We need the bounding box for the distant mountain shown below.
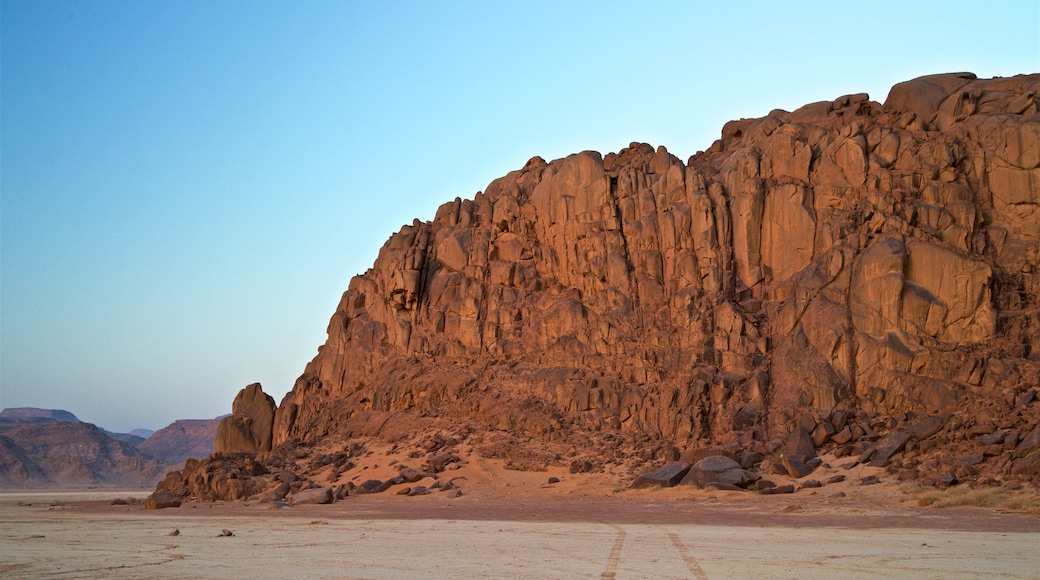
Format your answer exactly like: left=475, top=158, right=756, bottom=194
left=138, top=417, right=223, bottom=466
left=101, top=429, right=148, bottom=447
left=0, top=421, right=168, bottom=488
left=0, top=407, right=154, bottom=447
left=0, top=407, right=81, bottom=424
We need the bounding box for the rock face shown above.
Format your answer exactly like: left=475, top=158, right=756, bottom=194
left=139, top=418, right=222, bottom=465
left=0, top=421, right=168, bottom=488
left=218, top=73, right=1040, bottom=488
left=215, top=384, right=276, bottom=455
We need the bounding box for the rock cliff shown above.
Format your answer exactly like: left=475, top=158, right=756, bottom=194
left=251, top=74, right=1040, bottom=489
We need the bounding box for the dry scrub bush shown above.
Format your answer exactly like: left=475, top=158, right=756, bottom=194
left=901, top=483, right=1040, bottom=513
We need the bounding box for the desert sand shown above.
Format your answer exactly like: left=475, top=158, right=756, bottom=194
left=3, top=471, right=1038, bottom=580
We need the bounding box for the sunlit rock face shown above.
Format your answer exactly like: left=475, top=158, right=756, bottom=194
left=268, top=73, right=1039, bottom=483
left=215, top=383, right=276, bottom=455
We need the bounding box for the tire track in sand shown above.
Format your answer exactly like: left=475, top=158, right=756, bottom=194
left=668, top=532, right=707, bottom=579
left=600, top=525, right=626, bottom=579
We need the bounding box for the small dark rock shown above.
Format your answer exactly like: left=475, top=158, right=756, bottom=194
left=759, top=484, right=795, bottom=495
left=859, top=475, right=881, bottom=486
left=630, top=462, right=690, bottom=489
left=738, top=451, right=765, bottom=469
left=548, top=477, right=561, bottom=484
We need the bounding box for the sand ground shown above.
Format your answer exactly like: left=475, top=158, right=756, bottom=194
left=2, top=485, right=1038, bottom=579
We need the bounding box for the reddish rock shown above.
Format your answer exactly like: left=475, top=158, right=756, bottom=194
left=868, top=431, right=911, bottom=467
left=811, top=422, right=835, bottom=447
left=908, top=415, right=948, bottom=441
left=215, top=384, right=276, bottom=455
left=1011, top=450, right=1040, bottom=477
left=782, top=454, right=816, bottom=478
left=786, top=428, right=816, bottom=460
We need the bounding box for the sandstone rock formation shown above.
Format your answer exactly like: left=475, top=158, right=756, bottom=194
left=183, top=73, right=1040, bottom=498
left=215, top=384, right=276, bottom=454
left=139, top=418, right=222, bottom=465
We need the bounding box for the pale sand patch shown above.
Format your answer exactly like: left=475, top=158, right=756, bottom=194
left=1, top=490, right=1037, bottom=579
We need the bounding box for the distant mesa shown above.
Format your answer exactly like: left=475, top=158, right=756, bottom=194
left=0, top=407, right=81, bottom=424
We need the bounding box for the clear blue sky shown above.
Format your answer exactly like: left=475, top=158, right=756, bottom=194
left=2, top=1, right=1037, bottom=432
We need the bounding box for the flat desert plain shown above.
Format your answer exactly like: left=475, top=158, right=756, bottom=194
left=3, top=469, right=1039, bottom=580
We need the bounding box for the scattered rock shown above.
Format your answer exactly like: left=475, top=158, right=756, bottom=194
left=630, top=462, right=691, bottom=489
left=908, top=415, right=948, bottom=440
left=859, top=475, right=881, bottom=486
left=291, top=487, right=333, bottom=505
left=399, top=467, right=425, bottom=483
left=217, top=529, right=234, bottom=537
left=738, top=451, right=765, bottom=469
left=547, top=477, right=560, bottom=484
left=759, top=484, right=795, bottom=495
left=680, top=456, right=757, bottom=489
left=786, top=428, right=817, bottom=459
left=168, top=528, right=180, bottom=536
left=782, top=454, right=816, bottom=478
left=868, top=431, right=911, bottom=467
left=144, top=489, right=182, bottom=510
